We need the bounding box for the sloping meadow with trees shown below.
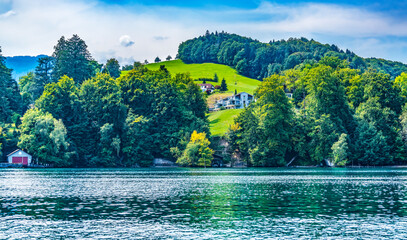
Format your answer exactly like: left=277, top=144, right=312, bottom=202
left=1, top=35, right=209, bottom=167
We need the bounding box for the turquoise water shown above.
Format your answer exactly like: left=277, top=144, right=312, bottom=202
left=1, top=168, right=407, bottom=239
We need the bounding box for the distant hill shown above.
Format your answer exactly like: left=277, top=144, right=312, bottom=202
left=178, top=32, right=407, bottom=80
left=5, top=55, right=48, bottom=80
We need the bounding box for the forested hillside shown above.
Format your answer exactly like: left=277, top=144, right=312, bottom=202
left=0, top=35, right=210, bottom=167
left=228, top=56, right=407, bottom=167
left=178, top=31, right=407, bottom=80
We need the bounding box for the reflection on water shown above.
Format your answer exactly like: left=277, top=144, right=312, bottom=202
left=1, top=168, right=407, bottom=238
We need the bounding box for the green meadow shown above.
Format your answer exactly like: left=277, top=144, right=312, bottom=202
left=145, top=60, right=260, bottom=94
left=208, top=109, right=244, bottom=136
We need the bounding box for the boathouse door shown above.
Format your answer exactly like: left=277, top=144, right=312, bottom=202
left=12, top=157, right=22, bottom=164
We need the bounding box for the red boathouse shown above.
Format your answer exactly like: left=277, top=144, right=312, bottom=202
left=7, top=149, right=32, bottom=165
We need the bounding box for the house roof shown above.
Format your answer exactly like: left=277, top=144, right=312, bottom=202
left=218, top=92, right=253, bottom=102
left=7, top=149, right=30, bottom=157
left=235, top=92, right=253, bottom=97
left=198, top=83, right=214, bottom=88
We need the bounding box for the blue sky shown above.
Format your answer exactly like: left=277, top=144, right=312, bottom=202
left=1, top=0, right=407, bottom=65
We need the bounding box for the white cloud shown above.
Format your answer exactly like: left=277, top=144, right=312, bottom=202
left=0, top=10, right=15, bottom=18
left=1, top=0, right=407, bottom=64
left=119, top=35, right=135, bottom=47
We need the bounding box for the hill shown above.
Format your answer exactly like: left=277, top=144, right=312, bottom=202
left=5, top=55, right=47, bottom=80
left=144, top=59, right=260, bottom=94
left=141, top=60, right=260, bottom=137
left=178, top=32, right=407, bottom=80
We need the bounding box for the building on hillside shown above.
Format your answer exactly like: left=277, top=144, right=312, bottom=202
left=214, top=92, right=254, bottom=110
left=198, top=83, right=215, bottom=93
left=7, top=149, right=32, bottom=165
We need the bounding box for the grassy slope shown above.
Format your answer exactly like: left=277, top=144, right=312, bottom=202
left=144, top=59, right=260, bottom=94
left=208, top=109, right=244, bottom=136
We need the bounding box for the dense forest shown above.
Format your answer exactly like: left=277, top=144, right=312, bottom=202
left=178, top=31, right=407, bottom=80
left=227, top=56, right=407, bottom=166
left=0, top=35, right=209, bottom=167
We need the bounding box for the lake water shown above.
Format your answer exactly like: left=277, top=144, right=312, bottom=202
left=1, top=168, right=407, bottom=239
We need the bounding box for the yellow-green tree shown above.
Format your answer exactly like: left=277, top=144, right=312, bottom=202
left=176, top=131, right=214, bottom=167
left=395, top=72, right=407, bottom=100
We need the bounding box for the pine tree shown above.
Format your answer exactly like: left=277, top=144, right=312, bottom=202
left=52, top=34, right=93, bottom=84
left=105, top=58, right=120, bottom=79
left=213, top=73, right=219, bottom=82
left=220, top=78, right=227, bottom=91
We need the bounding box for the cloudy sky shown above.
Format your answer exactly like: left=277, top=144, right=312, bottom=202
left=1, top=0, right=407, bottom=65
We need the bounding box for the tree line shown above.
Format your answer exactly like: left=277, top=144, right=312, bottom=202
left=227, top=56, right=407, bottom=166
left=0, top=35, right=210, bottom=167
left=178, top=31, right=407, bottom=80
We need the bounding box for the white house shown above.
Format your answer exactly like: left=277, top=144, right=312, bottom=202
left=214, top=92, right=254, bottom=110
left=198, top=83, right=215, bottom=93
left=7, top=149, right=32, bottom=165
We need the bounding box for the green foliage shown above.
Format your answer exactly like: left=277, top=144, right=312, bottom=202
left=352, top=98, right=403, bottom=165
left=36, top=76, right=80, bottom=128
left=176, top=131, right=214, bottom=167
left=117, top=67, right=209, bottom=166
left=104, top=58, right=121, bottom=79
left=213, top=73, right=219, bottom=82
left=228, top=75, right=294, bottom=166
left=19, top=57, right=55, bottom=106
left=395, top=72, right=407, bottom=100
left=362, top=69, right=402, bottom=114
left=220, top=78, right=228, bottom=91
left=0, top=47, right=23, bottom=123
left=178, top=31, right=407, bottom=80
left=331, top=133, right=348, bottom=166
left=154, top=57, right=161, bottom=63
left=226, top=56, right=407, bottom=166
left=307, top=114, right=340, bottom=164
left=18, top=109, right=72, bottom=166
left=52, top=34, right=94, bottom=84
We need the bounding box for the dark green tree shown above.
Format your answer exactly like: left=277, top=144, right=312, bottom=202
left=30, top=56, right=54, bottom=101
left=104, top=58, right=121, bottom=79
left=52, top=34, right=93, bottom=84
left=0, top=47, right=22, bottom=122
left=154, top=57, right=161, bottom=63
left=230, top=75, right=294, bottom=166
left=213, top=73, right=219, bottom=82
left=220, top=78, right=228, bottom=91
